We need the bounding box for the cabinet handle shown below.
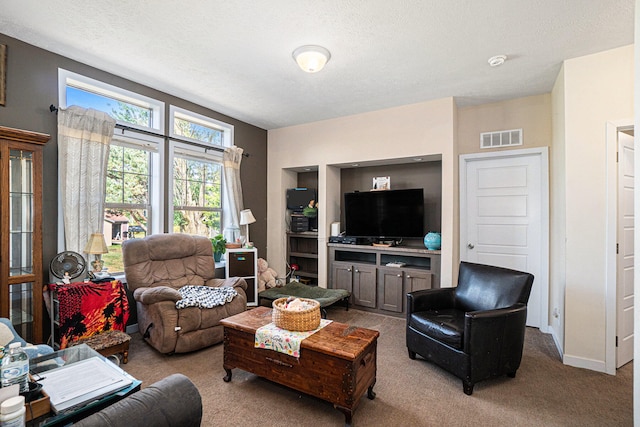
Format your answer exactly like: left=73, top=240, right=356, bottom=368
left=407, top=275, right=411, bottom=279
left=355, top=269, right=360, bottom=273
left=397, top=274, right=402, bottom=277
left=347, top=268, right=352, bottom=272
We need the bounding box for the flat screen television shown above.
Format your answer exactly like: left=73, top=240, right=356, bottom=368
left=344, top=188, right=424, bottom=239
left=286, top=188, right=316, bottom=212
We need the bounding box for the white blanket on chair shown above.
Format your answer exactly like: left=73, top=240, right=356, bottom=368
left=176, top=286, right=238, bottom=309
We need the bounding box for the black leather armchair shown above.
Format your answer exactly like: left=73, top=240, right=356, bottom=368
left=406, top=261, right=534, bottom=395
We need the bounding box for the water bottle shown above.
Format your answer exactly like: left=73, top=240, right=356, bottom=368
left=1, top=343, right=29, bottom=393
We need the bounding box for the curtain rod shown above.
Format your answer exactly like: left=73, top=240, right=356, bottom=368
left=49, top=104, right=249, bottom=157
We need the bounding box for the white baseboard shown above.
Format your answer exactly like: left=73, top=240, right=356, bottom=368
left=562, top=354, right=607, bottom=373
left=547, top=324, right=563, bottom=357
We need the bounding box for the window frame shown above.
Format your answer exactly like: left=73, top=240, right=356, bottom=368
left=56, top=71, right=237, bottom=261
left=169, top=105, right=233, bottom=148
left=168, top=140, right=225, bottom=238
left=105, top=131, right=165, bottom=235
left=58, top=68, right=165, bottom=132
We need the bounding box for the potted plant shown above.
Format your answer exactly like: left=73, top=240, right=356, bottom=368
left=302, top=200, right=318, bottom=218
left=211, top=234, right=227, bottom=262
left=303, top=200, right=318, bottom=231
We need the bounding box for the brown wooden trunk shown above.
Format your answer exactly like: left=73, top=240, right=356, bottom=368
left=221, top=307, right=378, bottom=426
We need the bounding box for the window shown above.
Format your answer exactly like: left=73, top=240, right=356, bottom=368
left=59, top=69, right=164, bottom=132
left=58, top=71, right=235, bottom=274
left=103, top=134, right=163, bottom=274
left=168, top=106, right=232, bottom=240
left=170, top=143, right=223, bottom=239
left=169, top=106, right=233, bottom=147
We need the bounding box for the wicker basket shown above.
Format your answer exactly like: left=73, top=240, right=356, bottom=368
left=272, top=297, right=321, bottom=331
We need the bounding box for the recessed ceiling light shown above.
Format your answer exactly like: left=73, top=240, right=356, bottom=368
left=488, top=54, right=507, bottom=67
left=352, top=163, right=359, bottom=167
left=413, top=158, right=423, bottom=162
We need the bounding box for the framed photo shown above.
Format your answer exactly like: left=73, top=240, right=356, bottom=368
left=372, top=176, right=390, bottom=191
left=0, top=44, right=5, bottom=106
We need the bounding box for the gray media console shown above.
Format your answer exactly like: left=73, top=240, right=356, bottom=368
left=328, top=243, right=441, bottom=317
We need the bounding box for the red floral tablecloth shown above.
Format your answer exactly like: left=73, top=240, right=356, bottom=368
left=48, top=280, right=129, bottom=349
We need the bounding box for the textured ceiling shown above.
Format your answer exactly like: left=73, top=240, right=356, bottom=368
left=0, top=1, right=634, bottom=130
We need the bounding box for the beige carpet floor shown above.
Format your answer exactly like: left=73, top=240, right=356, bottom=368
left=120, top=307, right=632, bottom=426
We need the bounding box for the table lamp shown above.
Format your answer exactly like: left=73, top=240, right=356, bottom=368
left=84, top=233, right=108, bottom=273
left=239, top=209, right=256, bottom=248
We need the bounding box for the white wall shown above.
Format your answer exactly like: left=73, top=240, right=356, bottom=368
left=633, top=2, right=639, bottom=422
left=550, top=64, right=566, bottom=354
left=558, top=45, right=634, bottom=370
left=266, top=43, right=635, bottom=379
left=267, top=97, right=457, bottom=288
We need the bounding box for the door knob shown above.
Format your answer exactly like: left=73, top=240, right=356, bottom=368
left=467, top=243, right=475, bottom=249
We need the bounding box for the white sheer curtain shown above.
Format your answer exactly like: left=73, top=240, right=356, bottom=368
left=58, top=106, right=115, bottom=253
left=223, top=145, right=244, bottom=243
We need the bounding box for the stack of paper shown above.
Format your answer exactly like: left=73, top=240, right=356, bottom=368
left=38, top=356, right=133, bottom=414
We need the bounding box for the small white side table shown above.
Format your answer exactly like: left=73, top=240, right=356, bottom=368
left=225, top=248, right=258, bottom=306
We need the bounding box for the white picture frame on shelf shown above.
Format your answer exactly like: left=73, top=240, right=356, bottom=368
left=372, top=176, right=390, bottom=191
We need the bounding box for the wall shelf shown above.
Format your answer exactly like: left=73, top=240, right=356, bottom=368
left=287, top=232, right=318, bottom=285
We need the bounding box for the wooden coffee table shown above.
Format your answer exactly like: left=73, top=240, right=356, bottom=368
left=221, top=307, right=379, bottom=426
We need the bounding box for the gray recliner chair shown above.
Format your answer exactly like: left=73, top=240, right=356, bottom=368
left=75, top=373, right=202, bottom=427
left=123, top=233, right=247, bottom=354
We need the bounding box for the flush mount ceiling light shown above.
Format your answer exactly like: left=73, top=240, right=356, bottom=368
left=488, top=54, right=507, bottom=67
left=293, top=45, right=331, bottom=73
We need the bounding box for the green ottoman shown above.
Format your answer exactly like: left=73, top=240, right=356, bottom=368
left=258, top=281, right=350, bottom=318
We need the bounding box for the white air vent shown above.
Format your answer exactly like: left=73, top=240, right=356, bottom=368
left=480, top=129, right=522, bottom=149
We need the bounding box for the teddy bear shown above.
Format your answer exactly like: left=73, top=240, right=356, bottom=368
left=257, top=257, right=279, bottom=291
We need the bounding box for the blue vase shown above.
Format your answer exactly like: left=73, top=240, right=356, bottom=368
left=424, top=232, right=441, bottom=250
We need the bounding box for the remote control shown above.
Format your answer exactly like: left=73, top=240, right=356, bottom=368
left=385, top=262, right=406, bottom=267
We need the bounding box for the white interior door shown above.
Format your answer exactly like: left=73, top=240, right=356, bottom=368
left=616, top=130, right=634, bottom=368
left=460, top=149, right=548, bottom=328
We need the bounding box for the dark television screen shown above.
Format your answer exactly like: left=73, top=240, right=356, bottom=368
left=344, top=189, right=424, bottom=239
left=287, top=188, right=316, bottom=211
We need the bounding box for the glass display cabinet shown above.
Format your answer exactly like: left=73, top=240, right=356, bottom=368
left=0, top=126, right=50, bottom=343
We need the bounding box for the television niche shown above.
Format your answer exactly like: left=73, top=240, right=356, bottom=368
left=344, top=188, right=424, bottom=243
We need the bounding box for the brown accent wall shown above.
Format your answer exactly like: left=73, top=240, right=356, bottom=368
left=0, top=33, right=267, bottom=283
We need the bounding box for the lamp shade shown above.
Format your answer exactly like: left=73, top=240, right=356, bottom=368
left=292, top=45, right=331, bottom=73
left=83, top=233, right=108, bottom=254
left=239, top=209, right=256, bottom=226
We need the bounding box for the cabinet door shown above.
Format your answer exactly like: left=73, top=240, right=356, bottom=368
left=227, top=251, right=255, bottom=276
left=405, top=269, right=433, bottom=293
left=332, top=262, right=353, bottom=302
left=377, top=268, right=404, bottom=313
left=0, top=128, right=49, bottom=343
left=353, top=265, right=376, bottom=308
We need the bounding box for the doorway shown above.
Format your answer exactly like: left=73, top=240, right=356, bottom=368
left=605, top=120, right=634, bottom=373
left=460, top=147, right=549, bottom=330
